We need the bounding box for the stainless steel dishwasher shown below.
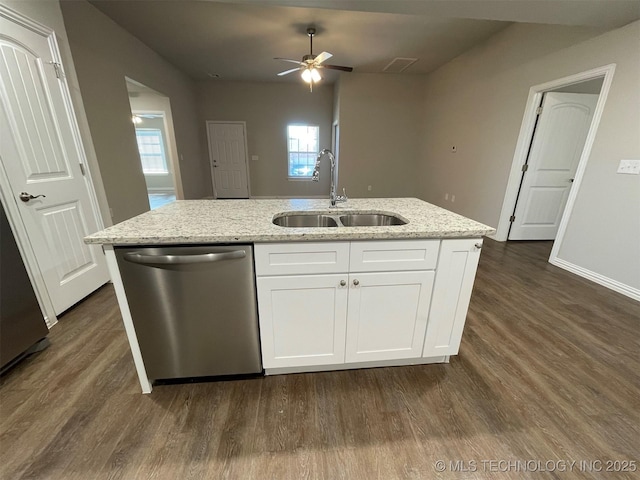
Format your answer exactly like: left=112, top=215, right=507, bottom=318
left=115, top=244, right=262, bottom=381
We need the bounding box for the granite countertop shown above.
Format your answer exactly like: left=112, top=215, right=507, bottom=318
left=84, top=198, right=495, bottom=245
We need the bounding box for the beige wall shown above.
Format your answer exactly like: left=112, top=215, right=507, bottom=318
left=556, top=23, right=640, bottom=291
left=1, top=0, right=112, bottom=226
left=336, top=74, right=425, bottom=198
left=196, top=81, right=333, bottom=197
left=417, top=22, right=639, bottom=292
left=417, top=23, right=605, bottom=225
left=59, top=0, right=207, bottom=223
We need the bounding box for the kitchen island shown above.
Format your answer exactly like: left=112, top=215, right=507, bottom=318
left=86, top=198, right=494, bottom=393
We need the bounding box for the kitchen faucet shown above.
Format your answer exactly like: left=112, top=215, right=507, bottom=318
left=312, top=149, right=347, bottom=207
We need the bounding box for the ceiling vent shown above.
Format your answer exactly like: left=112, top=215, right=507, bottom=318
left=383, top=57, right=418, bottom=73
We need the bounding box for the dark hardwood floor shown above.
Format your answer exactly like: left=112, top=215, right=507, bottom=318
left=1, top=240, right=638, bottom=479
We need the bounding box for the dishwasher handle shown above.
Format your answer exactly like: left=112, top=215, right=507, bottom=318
left=124, top=249, right=246, bottom=265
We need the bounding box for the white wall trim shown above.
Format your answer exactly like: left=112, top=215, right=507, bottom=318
left=0, top=4, right=51, bottom=35
left=205, top=120, right=252, bottom=199
left=495, top=64, right=617, bottom=242
left=550, top=257, right=640, bottom=302
left=127, top=79, right=185, bottom=200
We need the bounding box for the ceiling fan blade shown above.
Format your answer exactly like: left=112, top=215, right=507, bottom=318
left=313, top=51, right=333, bottom=65
left=321, top=64, right=354, bottom=72
left=277, top=67, right=301, bottom=76
left=274, top=57, right=304, bottom=65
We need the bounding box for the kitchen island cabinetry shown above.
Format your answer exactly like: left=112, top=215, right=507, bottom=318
left=86, top=198, right=494, bottom=392
left=255, top=238, right=480, bottom=374
left=256, top=273, right=348, bottom=369
left=423, top=238, right=483, bottom=357
left=344, top=270, right=434, bottom=363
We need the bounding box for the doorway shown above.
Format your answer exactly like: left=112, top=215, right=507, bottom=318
left=206, top=121, right=251, bottom=199
left=495, top=65, right=615, bottom=255
left=126, top=79, right=183, bottom=209
left=0, top=6, right=109, bottom=323
left=508, top=79, right=603, bottom=240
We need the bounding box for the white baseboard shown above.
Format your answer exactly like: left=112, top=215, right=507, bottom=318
left=485, top=231, right=502, bottom=241
left=45, top=316, right=57, bottom=329
left=550, top=257, right=640, bottom=301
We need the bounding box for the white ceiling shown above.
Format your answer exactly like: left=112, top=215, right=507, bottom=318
left=86, top=0, right=638, bottom=82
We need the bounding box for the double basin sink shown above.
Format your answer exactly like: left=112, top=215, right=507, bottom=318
left=273, top=212, right=407, bottom=228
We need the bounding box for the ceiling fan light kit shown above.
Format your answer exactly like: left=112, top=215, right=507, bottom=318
left=275, top=26, right=354, bottom=92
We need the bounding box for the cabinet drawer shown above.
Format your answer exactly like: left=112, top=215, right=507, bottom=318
left=349, top=240, right=439, bottom=272
left=255, top=242, right=350, bottom=276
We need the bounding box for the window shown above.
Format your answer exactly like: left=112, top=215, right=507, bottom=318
left=135, top=128, right=168, bottom=174
left=287, top=125, right=319, bottom=178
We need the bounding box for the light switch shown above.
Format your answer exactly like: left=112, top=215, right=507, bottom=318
left=251, top=155, right=259, bottom=161
left=617, top=159, right=640, bottom=175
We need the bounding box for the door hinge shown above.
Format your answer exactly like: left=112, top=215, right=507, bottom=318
left=79, top=163, right=86, bottom=176
left=536, top=106, right=543, bottom=115
left=48, top=61, right=64, bottom=79
left=509, top=215, right=516, bottom=222
left=521, top=164, right=529, bottom=172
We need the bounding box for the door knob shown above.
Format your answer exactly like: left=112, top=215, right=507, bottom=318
left=353, top=279, right=360, bottom=286
left=339, top=280, right=346, bottom=287
left=19, top=192, right=46, bottom=202
left=569, top=178, right=574, bottom=183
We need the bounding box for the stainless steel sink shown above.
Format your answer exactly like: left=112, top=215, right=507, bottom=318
left=273, top=214, right=339, bottom=227
left=339, top=213, right=407, bottom=226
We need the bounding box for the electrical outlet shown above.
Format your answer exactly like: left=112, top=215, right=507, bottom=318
left=251, top=155, right=259, bottom=161
left=445, top=193, right=449, bottom=201
left=617, top=159, right=640, bottom=175
left=451, top=145, right=457, bottom=153
left=451, top=194, right=456, bottom=203
left=367, top=185, right=372, bottom=191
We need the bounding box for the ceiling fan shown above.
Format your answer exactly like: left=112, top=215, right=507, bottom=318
left=275, top=27, right=353, bottom=91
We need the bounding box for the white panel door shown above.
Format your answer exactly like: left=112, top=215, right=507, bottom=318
left=509, top=92, right=598, bottom=240
left=0, top=13, right=109, bottom=314
left=206, top=122, right=249, bottom=198
left=345, top=271, right=434, bottom=363
left=423, top=239, right=481, bottom=357
left=256, top=274, right=348, bottom=369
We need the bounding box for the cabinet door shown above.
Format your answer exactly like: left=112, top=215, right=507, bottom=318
left=345, top=271, right=435, bottom=363
left=256, top=274, right=348, bottom=368
left=423, top=239, right=482, bottom=357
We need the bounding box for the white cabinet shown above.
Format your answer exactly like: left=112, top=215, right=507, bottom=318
left=255, top=238, right=482, bottom=374
left=256, top=274, right=348, bottom=368
left=422, top=239, right=482, bottom=357
left=349, top=240, right=439, bottom=272
left=345, top=271, right=435, bottom=363
left=254, top=241, right=349, bottom=276
left=256, top=240, right=437, bottom=369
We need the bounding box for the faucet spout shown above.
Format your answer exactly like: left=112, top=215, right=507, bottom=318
left=313, top=149, right=347, bottom=207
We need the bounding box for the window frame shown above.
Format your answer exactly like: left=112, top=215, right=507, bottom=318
left=286, top=124, right=320, bottom=180
left=135, top=127, right=169, bottom=175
